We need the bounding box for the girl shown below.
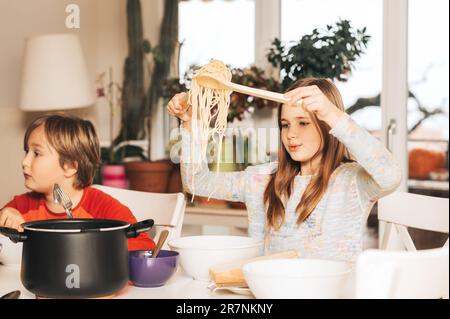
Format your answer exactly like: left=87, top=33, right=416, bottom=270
left=167, top=77, right=401, bottom=263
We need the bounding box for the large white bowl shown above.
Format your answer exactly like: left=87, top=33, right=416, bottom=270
left=243, top=258, right=352, bottom=299
left=168, top=235, right=263, bottom=281
left=0, top=237, right=22, bottom=265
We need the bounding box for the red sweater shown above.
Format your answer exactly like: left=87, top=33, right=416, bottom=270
left=2, top=187, right=155, bottom=251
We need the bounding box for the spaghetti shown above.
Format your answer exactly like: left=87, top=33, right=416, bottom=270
left=188, top=60, right=232, bottom=200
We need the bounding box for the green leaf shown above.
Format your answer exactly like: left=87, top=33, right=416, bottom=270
left=143, top=39, right=152, bottom=54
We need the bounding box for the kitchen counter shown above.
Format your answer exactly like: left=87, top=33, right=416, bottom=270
left=0, top=264, right=251, bottom=299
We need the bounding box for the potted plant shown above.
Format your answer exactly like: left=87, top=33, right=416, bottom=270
left=267, top=19, right=371, bottom=89
left=94, top=67, right=146, bottom=188
left=112, top=0, right=179, bottom=193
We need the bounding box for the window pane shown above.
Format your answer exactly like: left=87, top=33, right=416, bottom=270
left=407, top=0, right=449, bottom=196
left=281, top=0, right=383, bottom=131
left=179, top=0, right=255, bottom=77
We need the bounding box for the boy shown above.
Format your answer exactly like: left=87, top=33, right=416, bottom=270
left=0, top=113, right=155, bottom=251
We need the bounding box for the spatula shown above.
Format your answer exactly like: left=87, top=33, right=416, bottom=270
left=194, top=73, right=290, bottom=104
left=152, top=230, right=169, bottom=258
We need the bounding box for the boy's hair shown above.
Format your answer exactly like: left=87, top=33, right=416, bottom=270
left=24, top=113, right=100, bottom=189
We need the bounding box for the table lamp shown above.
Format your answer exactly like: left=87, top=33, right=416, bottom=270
left=19, top=33, right=94, bottom=111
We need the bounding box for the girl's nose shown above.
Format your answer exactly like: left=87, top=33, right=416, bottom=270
left=287, top=127, right=300, bottom=139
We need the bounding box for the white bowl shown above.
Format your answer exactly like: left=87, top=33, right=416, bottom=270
left=168, top=235, right=263, bottom=281
left=243, top=258, right=352, bottom=299
left=0, top=237, right=22, bottom=265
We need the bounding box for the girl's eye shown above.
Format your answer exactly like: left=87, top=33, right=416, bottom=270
left=34, top=151, right=40, bottom=157
left=281, top=123, right=289, bottom=129
left=299, top=121, right=310, bottom=127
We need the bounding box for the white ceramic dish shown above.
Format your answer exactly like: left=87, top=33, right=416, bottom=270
left=243, top=258, right=352, bottom=299
left=0, top=237, right=22, bottom=265
left=168, top=235, right=263, bottom=281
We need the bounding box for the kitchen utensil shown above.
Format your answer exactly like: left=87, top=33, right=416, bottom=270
left=194, top=73, right=290, bottom=104
left=0, top=218, right=154, bottom=298
left=243, top=259, right=351, bottom=299
left=168, top=235, right=263, bottom=281
left=153, top=230, right=169, bottom=258
left=0, top=290, right=21, bottom=299
left=53, top=184, right=73, bottom=218
left=129, top=250, right=179, bottom=287
left=210, top=250, right=299, bottom=287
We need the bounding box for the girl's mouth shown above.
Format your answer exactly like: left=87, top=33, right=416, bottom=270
left=288, top=145, right=302, bottom=152
left=23, top=173, right=32, bottom=179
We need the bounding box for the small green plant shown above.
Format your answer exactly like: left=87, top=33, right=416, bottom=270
left=267, top=19, right=371, bottom=90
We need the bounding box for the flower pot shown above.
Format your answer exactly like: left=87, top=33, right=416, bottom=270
left=125, top=160, right=174, bottom=193
left=167, top=164, right=183, bottom=193
left=228, top=202, right=247, bottom=210
left=186, top=193, right=227, bottom=207
left=101, top=165, right=128, bottom=189
left=195, top=196, right=228, bottom=206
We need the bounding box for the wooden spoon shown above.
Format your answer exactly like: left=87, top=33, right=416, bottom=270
left=153, top=230, right=169, bottom=258
left=0, top=290, right=21, bottom=299
left=194, top=73, right=290, bottom=104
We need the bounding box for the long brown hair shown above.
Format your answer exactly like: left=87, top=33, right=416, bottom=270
left=263, top=78, right=351, bottom=230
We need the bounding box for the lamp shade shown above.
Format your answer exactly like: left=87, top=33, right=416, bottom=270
left=19, top=33, right=94, bottom=111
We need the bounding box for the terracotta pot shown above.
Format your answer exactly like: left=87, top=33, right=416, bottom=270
left=195, top=197, right=228, bottom=206
left=186, top=193, right=227, bottom=206
left=125, top=160, right=174, bottom=193
left=227, top=201, right=247, bottom=210
left=167, top=164, right=183, bottom=193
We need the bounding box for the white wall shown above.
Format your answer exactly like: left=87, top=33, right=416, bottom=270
left=0, top=0, right=165, bottom=205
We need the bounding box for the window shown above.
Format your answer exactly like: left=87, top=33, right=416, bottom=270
left=179, top=0, right=255, bottom=78
left=407, top=0, right=449, bottom=193
left=281, top=0, right=383, bottom=132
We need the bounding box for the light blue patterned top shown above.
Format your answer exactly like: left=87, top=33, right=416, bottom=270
left=180, top=113, right=402, bottom=263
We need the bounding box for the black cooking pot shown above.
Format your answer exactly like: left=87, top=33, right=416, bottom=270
left=0, top=218, right=153, bottom=298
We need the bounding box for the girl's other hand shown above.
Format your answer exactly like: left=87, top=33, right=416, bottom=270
left=166, top=92, right=192, bottom=123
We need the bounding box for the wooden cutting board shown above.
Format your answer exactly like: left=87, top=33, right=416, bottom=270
left=209, top=250, right=299, bottom=287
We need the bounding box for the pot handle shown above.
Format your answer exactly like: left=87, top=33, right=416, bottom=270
left=0, top=227, right=27, bottom=243
left=126, top=219, right=154, bottom=238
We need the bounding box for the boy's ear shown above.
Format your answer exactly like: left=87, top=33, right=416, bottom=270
left=63, top=161, right=78, bottom=178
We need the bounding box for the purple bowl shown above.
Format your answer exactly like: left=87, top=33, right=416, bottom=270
left=129, top=250, right=179, bottom=287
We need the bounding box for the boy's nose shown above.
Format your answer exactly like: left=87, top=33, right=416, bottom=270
left=22, top=154, right=30, bottom=169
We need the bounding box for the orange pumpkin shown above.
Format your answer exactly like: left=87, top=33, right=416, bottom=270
left=409, top=148, right=446, bottom=179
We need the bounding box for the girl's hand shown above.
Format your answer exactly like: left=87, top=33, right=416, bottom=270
left=166, top=92, right=192, bottom=123
left=0, top=208, right=25, bottom=232
left=284, top=85, right=345, bottom=128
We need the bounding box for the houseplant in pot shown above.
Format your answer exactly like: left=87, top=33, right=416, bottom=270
left=115, top=0, right=179, bottom=193
left=267, top=19, right=371, bottom=90
left=95, top=67, right=146, bottom=189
